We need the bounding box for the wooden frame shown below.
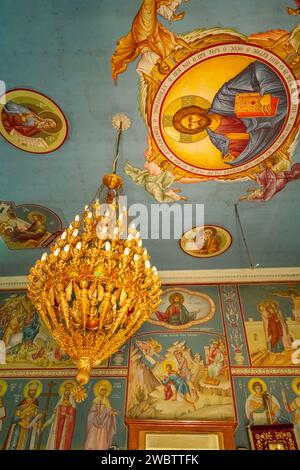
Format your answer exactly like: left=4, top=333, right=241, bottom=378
left=126, top=420, right=237, bottom=450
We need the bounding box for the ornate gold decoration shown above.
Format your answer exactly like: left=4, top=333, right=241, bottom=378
left=27, top=114, right=161, bottom=401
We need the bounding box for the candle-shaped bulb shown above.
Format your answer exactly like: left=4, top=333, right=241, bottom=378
left=138, top=239, right=142, bottom=247
left=128, top=234, right=133, bottom=241
left=41, top=253, right=47, bottom=261
left=84, top=205, right=89, bottom=211
left=54, top=248, right=60, bottom=256
left=87, top=211, right=93, bottom=219
left=64, top=244, right=70, bottom=253
left=105, top=241, right=111, bottom=251
left=124, top=248, right=130, bottom=256
left=72, top=229, right=79, bottom=237
left=61, top=231, right=67, bottom=240
left=75, top=214, right=80, bottom=222
left=75, top=242, right=82, bottom=250
left=134, top=254, right=139, bottom=262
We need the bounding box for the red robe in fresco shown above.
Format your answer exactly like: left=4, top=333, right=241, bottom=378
left=45, top=398, right=76, bottom=450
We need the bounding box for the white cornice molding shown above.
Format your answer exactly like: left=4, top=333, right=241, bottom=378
left=0, top=267, right=300, bottom=289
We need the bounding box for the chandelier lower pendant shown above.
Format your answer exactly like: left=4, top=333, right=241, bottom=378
left=27, top=114, right=161, bottom=402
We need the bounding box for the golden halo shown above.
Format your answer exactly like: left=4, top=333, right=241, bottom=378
left=37, top=111, right=63, bottom=134
left=257, top=299, right=279, bottom=313
left=199, top=225, right=217, bottom=237
left=93, top=380, right=112, bottom=397
left=291, top=377, right=300, bottom=396
left=162, top=95, right=210, bottom=143
left=59, top=380, right=76, bottom=397
left=27, top=211, right=46, bottom=224
left=24, top=380, right=43, bottom=398
left=248, top=378, right=267, bottom=396
left=169, top=292, right=184, bottom=304
left=0, top=380, right=8, bottom=397
left=162, top=360, right=176, bottom=373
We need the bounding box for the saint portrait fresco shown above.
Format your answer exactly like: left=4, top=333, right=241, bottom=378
left=0, top=378, right=127, bottom=450
left=3, top=380, right=44, bottom=450
left=113, top=0, right=300, bottom=202
left=245, top=378, right=281, bottom=425
left=149, top=287, right=215, bottom=329
left=180, top=225, right=232, bottom=258
left=0, top=201, right=63, bottom=250
left=0, top=89, right=68, bottom=153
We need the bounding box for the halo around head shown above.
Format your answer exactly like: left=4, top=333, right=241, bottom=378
left=94, top=380, right=112, bottom=397
left=162, top=360, right=176, bottom=373
left=162, top=95, right=210, bottom=143
left=24, top=380, right=43, bottom=398
left=292, top=377, right=300, bottom=396
left=169, top=292, right=184, bottom=304
left=27, top=211, right=46, bottom=224
left=257, top=299, right=279, bottom=313
left=202, top=226, right=217, bottom=237
left=248, top=378, right=267, bottom=395
left=37, top=111, right=63, bottom=133
left=0, top=380, right=8, bottom=397
left=59, top=380, right=76, bottom=397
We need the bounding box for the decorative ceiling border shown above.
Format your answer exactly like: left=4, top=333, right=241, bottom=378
left=1, top=268, right=300, bottom=289
left=0, top=368, right=128, bottom=379
left=231, top=367, right=300, bottom=376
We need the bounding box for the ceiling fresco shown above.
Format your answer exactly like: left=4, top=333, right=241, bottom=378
left=1, top=0, right=300, bottom=275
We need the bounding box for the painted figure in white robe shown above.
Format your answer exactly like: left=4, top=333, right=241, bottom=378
left=84, top=380, right=117, bottom=450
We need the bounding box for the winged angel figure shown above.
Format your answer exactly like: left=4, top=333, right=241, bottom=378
left=287, top=0, right=300, bottom=15
left=111, top=0, right=191, bottom=82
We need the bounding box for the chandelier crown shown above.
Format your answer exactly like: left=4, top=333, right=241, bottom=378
left=28, top=114, right=161, bottom=400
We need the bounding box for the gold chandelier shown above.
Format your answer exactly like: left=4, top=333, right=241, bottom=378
left=27, top=114, right=161, bottom=401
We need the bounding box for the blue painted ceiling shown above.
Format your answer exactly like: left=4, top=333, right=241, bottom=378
left=1, top=0, right=300, bottom=275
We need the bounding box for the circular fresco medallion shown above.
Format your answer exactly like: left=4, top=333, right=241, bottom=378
left=0, top=89, right=68, bottom=153
left=180, top=225, right=232, bottom=258
left=151, top=43, right=298, bottom=177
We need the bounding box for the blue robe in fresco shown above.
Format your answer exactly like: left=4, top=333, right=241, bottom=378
left=207, top=60, right=288, bottom=165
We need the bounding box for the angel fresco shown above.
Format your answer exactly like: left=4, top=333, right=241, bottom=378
left=239, top=157, right=300, bottom=202
left=111, top=0, right=191, bottom=82
left=112, top=2, right=300, bottom=202
left=125, top=161, right=187, bottom=202
left=287, top=1, right=300, bottom=15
